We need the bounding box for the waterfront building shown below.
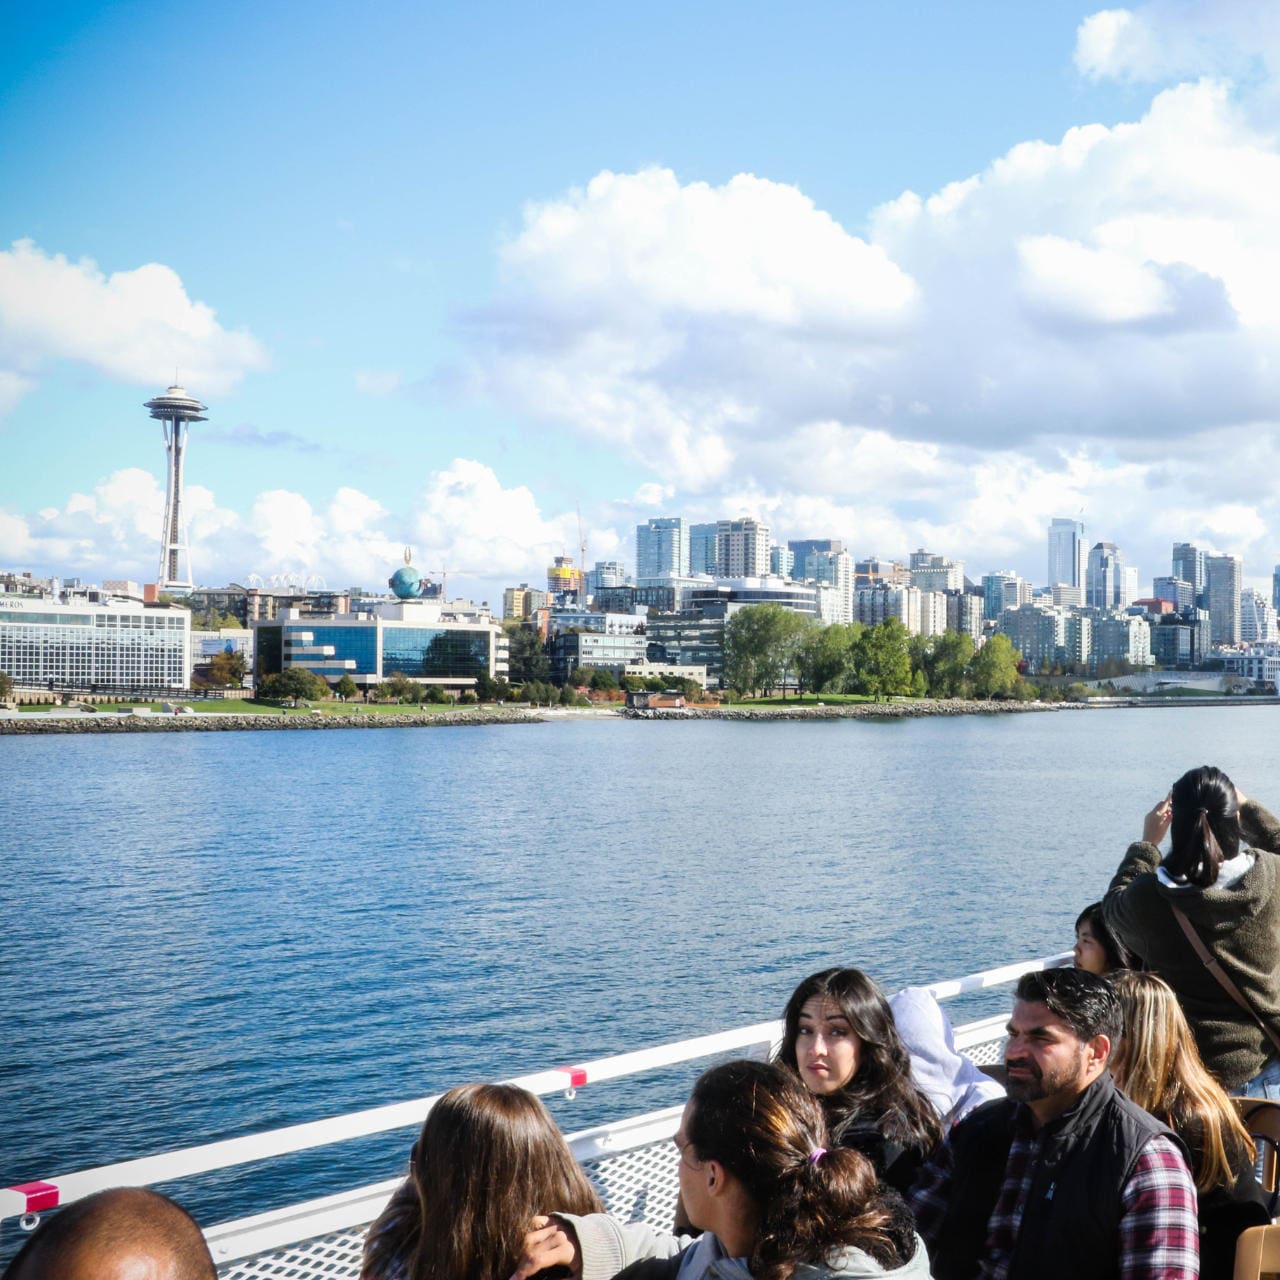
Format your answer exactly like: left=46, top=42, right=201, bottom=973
left=550, top=630, right=648, bottom=684
left=1085, top=542, right=1130, bottom=610
left=910, top=550, right=964, bottom=594
left=1205, top=552, right=1243, bottom=646
left=770, top=545, right=795, bottom=578
left=502, top=584, right=549, bottom=621
left=1172, top=543, right=1206, bottom=607
left=0, top=595, right=190, bottom=691
left=1240, top=589, right=1279, bottom=644
left=715, top=519, right=770, bottom=577
left=689, top=522, right=718, bottom=575
left=1152, top=576, right=1194, bottom=611
left=645, top=610, right=727, bottom=685
left=1220, top=642, right=1280, bottom=690
left=1149, top=609, right=1211, bottom=669
left=946, top=590, right=983, bottom=640
left=253, top=599, right=507, bottom=693
left=623, top=659, right=708, bottom=689
left=1047, top=519, right=1086, bottom=595
left=145, top=384, right=207, bottom=592
left=191, top=628, right=253, bottom=686
left=635, top=518, right=689, bottom=579
left=1092, top=612, right=1152, bottom=669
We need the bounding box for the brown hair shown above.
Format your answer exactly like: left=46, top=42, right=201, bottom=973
left=687, top=1059, right=917, bottom=1280
left=361, top=1084, right=601, bottom=1280
left=1110, top=971, right=1255, bottom=1194
left=777, top=968, right=943, bottom=1154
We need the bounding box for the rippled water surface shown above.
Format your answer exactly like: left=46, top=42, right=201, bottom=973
left=4, top=706, right=1280, bottom=1249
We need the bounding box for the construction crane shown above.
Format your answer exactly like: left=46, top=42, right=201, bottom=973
left=576, top=505, right=587, bottom=579
left=421, top=568, right=482, bottom=601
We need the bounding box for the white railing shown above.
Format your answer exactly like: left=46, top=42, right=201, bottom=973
left=2, top=950, right=1070, bottom=1273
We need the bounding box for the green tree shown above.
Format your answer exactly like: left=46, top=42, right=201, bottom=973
left=913, top=631, right=975, bottom=698
left=378, top=672, right=423, bottom=702
left=588, top=668, right=619, bottom=692
left=505, top=624, right=552, bottom=682
left=723, top=604, right=811, bottom=697
left=424, top=684, right=448, bottom=704
left=258, top=669, right=330, bottom=703
left=557, top=683, right=574, bottom=705
left=0, top=670, right=12, bottom=701
left=971, top=633, right=1024, bottom=698
left=206, top=649, right=248, bottom=688
left=334, top=674, right=359, bottom=701
left=796, top=623, right=860, bottom=693
left=847, top=619, right=913, bottom=699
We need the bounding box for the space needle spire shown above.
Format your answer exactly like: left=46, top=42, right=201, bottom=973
left=144, top=384, right=207, bottom=591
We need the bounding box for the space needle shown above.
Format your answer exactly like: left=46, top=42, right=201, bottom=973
left=145, top=384, right=207, bottom=592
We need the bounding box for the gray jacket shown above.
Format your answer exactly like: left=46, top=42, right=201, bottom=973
left=557, top=1213, right=932, bottom=1280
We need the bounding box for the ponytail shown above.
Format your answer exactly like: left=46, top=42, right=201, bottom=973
left=1164, top=767, right=1238, bottom=888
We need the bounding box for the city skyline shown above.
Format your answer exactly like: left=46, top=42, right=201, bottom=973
left=4, top=3, right=1280, bottom=608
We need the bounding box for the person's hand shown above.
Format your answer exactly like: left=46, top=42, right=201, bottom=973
left=510, top=1216, right=581, bottom=1280
left=1143, top=795, right=1172, bottom=846
left=1236, top=784, right=1249, bottom=807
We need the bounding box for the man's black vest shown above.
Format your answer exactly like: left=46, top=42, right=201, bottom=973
left=930, top=1074, right=1182, bottom=1280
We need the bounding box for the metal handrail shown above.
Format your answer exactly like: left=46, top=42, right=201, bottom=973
left=1, top=949, right=1068, bottom=1229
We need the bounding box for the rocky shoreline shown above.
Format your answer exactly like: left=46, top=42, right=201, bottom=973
left=0, top=707, right=548, bottom=734
left=624, top=698, right=1078, bottom=721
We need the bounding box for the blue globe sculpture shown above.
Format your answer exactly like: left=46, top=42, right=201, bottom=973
left=389, top=565, right=423, bottom=599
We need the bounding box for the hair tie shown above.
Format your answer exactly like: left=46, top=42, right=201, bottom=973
left=807, top=1147, right=827, bottom=1166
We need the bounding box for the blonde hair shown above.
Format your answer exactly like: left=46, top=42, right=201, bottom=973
left=1111, top=971, right=1255, bottom=1194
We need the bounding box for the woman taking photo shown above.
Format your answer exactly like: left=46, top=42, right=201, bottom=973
left=361, top=1083, right=601, bottom=1280
left=776, top=969, right=943, bottom=1190
left=1102, top=765, right=1280, bottom=1094
left=513, top=1058, right=928, bottom=1280
left=1110, top=971, right=1269, bottom=1280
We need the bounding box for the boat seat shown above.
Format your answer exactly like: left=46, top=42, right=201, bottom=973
left=1234, top=1098, right=1280, bottom=1216
left=1233, top=1223, right=1280, bottom=1279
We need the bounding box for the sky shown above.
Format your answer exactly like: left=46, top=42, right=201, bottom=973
left=3, top=0, right=1280, bottom=608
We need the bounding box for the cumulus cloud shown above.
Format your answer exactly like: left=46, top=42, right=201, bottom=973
left=0, top=239, right=268, bottom=413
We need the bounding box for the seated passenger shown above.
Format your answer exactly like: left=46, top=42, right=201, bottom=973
left=512, top=1058, right=929, bottom=1279
left=909, top=967, right=1200, bottom=1280
left=1, top=1187, right=216, bottom=1280
left=776, top=968, right=944, bottom=1190
left=889, top=986, right=1005, bottom=1127
left=1111, top=971, right=1269, bottom=1280
left=361, top=1083, right=601, bottom=1280
left=1072, top=901, right=1135, bottom=975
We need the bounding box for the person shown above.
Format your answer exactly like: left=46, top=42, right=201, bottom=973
left=511, top=1058, right=929, bottom=1280
left=888, top=986, right=1006, bottom=1128
left=0, top=1187, right=216, bottom=1280
left=775, top=968, right=944, bottom=1191
left=1110, top=970, right=1269, bottom=1280
left=361, top=1083, right=601, bottom=1280
left=908, top=967, right=1200, bottom=1280
left=1102, top=766, right=1280, bottom=1095
left=1072, top=901, right=1134, bottom=975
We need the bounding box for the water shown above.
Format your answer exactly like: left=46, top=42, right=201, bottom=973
left=4, top=705, right=1280, bottom=1251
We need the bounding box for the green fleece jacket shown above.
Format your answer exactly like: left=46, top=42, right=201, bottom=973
left=1103, top=799, right=1280, bottom=1091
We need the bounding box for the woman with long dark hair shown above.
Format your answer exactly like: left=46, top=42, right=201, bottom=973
left=1072, top=901, right=1134, bottom=975
left=1110, top=971, right=1268, bottom=1280
left=361, top=1083, right=601, bottom=1280
left=775, top=969, right=943, bottom=1190
left=513, top=1058, right=928, bottom=1280
left=1103, top=766, right=1280, bottom=1095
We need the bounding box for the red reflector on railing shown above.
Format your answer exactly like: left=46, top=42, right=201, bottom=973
left=557, top=1065, right=588, bottom=1087
left=14, top=1183, right=59, bottom=1212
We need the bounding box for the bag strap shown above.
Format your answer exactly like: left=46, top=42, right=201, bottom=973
left=1170, top=903, right=1280, bottom=1058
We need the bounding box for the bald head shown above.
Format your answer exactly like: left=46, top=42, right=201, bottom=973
left=2, top=1188, right=216, bottom=1280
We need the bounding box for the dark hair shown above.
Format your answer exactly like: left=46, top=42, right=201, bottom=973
left=1015, top=967, right=1121, bottom=1044
left=687, top=1060, right=916, bottom=1280
left=2, top=1188, right=215, bottom=1280
left=776, top=968, right=943, bottom=1153
left=360, top=1084, right=601, bottom=1280
left=1074, top=902, right=1135, bottom=972
left=1164, top=765, right=1240, bottom=888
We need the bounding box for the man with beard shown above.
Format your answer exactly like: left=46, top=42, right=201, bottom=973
left=907, top=967, right=1199, bottom=1279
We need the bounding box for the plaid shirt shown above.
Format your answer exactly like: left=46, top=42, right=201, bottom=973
left=909, top=1107, right=1199, bottom=1280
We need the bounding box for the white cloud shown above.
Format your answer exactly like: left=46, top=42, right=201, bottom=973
left=354, top=369, right=403, bottom=396
left=0, top=239, right=269, bottom=413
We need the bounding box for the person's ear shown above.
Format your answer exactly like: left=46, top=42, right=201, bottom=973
left=1087, top=1033, right=1111, bottom=1072
left=705, top=1159, right=727, bottom=1198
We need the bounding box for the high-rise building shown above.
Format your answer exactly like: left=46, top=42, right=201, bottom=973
left=910, top=550, right=964, bottom=593
left=1172, top=543, right=1206, bottom=606
left=689, top=522, right=718, bottom=575
left=801, top=547, right=853, bottom=624
left=1048, top=519, right=1086, bottom=593
left=1273, top=564, right=1280, bottom=613
left=145, top=385, right=208, bottom=592
left=790, top=538, right=844, bottom=569
left=1086, top=543, right=1127, bottom=610
left=546, top=555, right=586, bottom=599
left=635, top=518, right=689, bottom=579
left=585, top=561, right=628, bottom=594
left=770, top=545, right=795, bottom=578
left=1205, top=552, right=1243, bottom=646
left=1152, top=576, right=1194, bottom=611
left=981, top=571, right=1029, bottom=621
left=1241, top=588, right=1279, bottom=644
left=946, top=590, right=983, bottom=640
left=716, top=518, right=770, bottom=578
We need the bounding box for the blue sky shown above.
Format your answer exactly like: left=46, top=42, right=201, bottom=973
left=3, top=0, right=1279, bottom=606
